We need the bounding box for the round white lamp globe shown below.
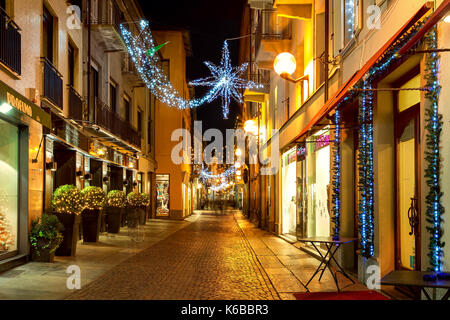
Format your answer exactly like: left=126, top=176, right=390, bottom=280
left=274, top=52, right=297, bottom=76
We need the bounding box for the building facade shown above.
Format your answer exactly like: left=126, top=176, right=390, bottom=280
left=153, top=29, right=193, bottom=220
left=0, top=0, right=160, bottom=271
left=242, top=0, right=450, bottom=298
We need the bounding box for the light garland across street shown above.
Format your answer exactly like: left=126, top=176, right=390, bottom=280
left=121, top=20, right=262, bottom=118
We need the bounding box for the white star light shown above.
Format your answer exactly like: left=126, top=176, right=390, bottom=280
left=189, top=41, right=263, bottom=119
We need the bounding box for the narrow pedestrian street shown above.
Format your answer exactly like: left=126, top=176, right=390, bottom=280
left=67, top=211, right=279, bottom=300
left=1, top=210, right=369, bottom=300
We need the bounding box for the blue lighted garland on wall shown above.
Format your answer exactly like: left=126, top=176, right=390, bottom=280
left=354, top=21, right=425, bottom=258
left=423, top=27, right=444, bottom=272
left=357, top=80, right=375, bottom=258
left=329, top=19, right=427, bottom=257
left=331, top=109, right=342, bottom=240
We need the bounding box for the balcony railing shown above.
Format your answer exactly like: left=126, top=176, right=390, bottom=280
left=248, top=68, right=270, bottom=86
left=91, top=0, right=123, bottom=34
left=0, top=7, right=21, bottom=75
left=255, top=9, right=292, bottom=55
left=92, top=98, right=141, bottom=148
left=42, top=57, right=63, bottom=109
left=68, top=85, right=84, bottom=121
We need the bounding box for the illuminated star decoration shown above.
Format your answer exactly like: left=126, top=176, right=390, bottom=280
left=189, top=41, right=263, bottom=119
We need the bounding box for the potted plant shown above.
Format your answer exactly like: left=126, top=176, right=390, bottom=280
left=106, top=190, right=126, bottom=233
left=126, top=192, right=142, bottom=228
left=140, top=193, right=150, bottom=225
left=81, top=186, right=106, bottom=243
left=29, top=214, right=64, bottom=262
left=52, top=185, right=84, bottom=256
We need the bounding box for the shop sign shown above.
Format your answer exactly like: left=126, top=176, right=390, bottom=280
left=315, top=134, right=330, bottom=150
left=0, top=80, right=51, bottom=129
left=288, top=151, right=296, bottom=164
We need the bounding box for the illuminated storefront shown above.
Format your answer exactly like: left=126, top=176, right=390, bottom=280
left=306, top=128, right=331, bottom=238
left=0, top=80, right=51, bottom=265
left=281, top=147, right=297, bottom=236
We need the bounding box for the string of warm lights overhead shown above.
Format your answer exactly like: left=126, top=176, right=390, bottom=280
left=121, top=20, right=262, bottom=119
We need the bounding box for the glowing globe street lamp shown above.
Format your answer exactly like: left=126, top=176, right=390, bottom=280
left=274, top=52, right=297, bottom=77
left=244, top=119, right=258, bottom=136
left=274, top=52, right=309, bottom=84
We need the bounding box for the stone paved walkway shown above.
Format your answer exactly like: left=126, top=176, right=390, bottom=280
left=67, top=211, right=279, bottom=300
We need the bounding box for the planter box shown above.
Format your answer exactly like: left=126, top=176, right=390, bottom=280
left=55, top=213, right=81, bottom=257
left=106, top=207, right=123, bottom=233
left=139, top=207, right=146, bottom=225
left=82, top=209, right=102, bottom=243
left=31, top=248, right=55, bottom=263
left=127, top=207, right=140, bottom=228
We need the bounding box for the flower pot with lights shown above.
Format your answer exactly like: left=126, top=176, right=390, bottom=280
left=126, top=192, right=142, bottom=228
left=139, top=193, right=150, bottom=225
left=52, top=185, right=84, bottom=257
left=105, top=190, right=126, bottom=233
left=30, top=214, right=64, bottom=263
left=81, top=186, right=106, bottom=243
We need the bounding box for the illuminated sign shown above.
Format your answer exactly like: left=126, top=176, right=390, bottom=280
left=315, top=134, right=330, bottom=150
left=0, top=80, right=51, bottom=128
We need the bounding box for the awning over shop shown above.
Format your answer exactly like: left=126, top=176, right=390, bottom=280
left=293, top=1, right=435, bottom=140
left=399, top=0, right=450, bottom=55
left=0, top=80, right=51, bottom=129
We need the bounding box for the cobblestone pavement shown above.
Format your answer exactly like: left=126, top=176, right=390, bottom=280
left=67, top=211, right=279, bottom=300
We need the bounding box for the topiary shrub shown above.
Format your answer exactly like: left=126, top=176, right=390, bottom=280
left=140, top=193, right=150, bottom=207
left=127, top=192, right=143, bottom=208
left=81, top=186, right=106, bottom=210
left=106, top=190, right=127, bottom=208
left=52, top=185, right=84, bottom=215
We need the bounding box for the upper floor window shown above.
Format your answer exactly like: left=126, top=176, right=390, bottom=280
left=333, top=0, right=361, bottom=55
left=344, top=0, right=357, bottom=44
left=110, top=81, right=117, bottom=113
left=137, top=109, right=143, bottom=134
left=68, top=42, right=75, bottom=87
left=43, top=6, right=54, bottom=63
left=124, top=95, right=131, bottom=123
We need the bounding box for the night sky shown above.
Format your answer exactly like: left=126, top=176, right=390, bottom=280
left=139, top=0, right=246, bottom=133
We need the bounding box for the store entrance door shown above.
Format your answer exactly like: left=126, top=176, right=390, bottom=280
left=395, top=103, right=420, bottom=271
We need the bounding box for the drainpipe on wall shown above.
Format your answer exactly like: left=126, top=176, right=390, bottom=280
left=324, top=0, right=329, bottom=103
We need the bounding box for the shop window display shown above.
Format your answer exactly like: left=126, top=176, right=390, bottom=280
left=156, top=174, right=170, bottom=216
left=0, top=119, right=19, bottom=258
left=281, top=148, right=297, bottom=235
left=306, top=129, right=331, bottom=238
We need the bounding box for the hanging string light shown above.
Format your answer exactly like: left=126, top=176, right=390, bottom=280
left=351, top=19, right=427, bottom=258
left=199, top=165, right=237, bottom=183
left=331, top=108, right=342, bottom=240
left=423, top=27, right=444, bottom=273
left=345, top=0, right=356, bottom=40
left=121, top=21, right=262, bottom=118
left=358, top=80, right=375, bottom=258
left=121, top=20, right=222, bottom=110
